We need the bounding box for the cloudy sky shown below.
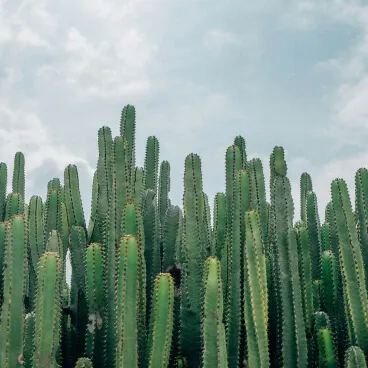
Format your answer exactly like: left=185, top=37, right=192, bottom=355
left=1, top=0, right=368, bottom=222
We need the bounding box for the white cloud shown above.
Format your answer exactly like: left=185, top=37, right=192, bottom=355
left=203, top=29, right=240, bottom=51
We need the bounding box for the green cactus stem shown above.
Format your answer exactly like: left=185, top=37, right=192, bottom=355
left=295, top=222, right=314, bottom=336
left=300, top=172, right=313, bottom=223
left=144, top=136, right=159, bottom=192
left=115, top=235, right=141, bottom=368
left=33, top=252, right=62, bottom=368
left=202, top=257, right=228, bottom=368
left=306, top=191, right=322, bottom=280
left=243, top=210, right=269, bottom=368
left=158, top=160, right=171, bottom=226
left=0, top=215, right=28, bottom=368
left=120, top=105, right=136, bottom=191
left=344, top=346, right=367, bottom=368
left=0, top=162, right=7, bottom=221
left=85, top=243, right=104, bottom=367
left=147, top=273, right=175, bottom=368
left=5, top=192, right=24, bottom=220
left=317, top=328, right=337, bottom=368
left=64, top=165, right=86, bottom=231
left=12, top=152, right=25, bottom=201
left=331, top=178, right=368, bottom=352
left=180, top=153, right=206, bottom=368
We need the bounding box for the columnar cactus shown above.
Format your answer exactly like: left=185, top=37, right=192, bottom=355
left=33, top=252, right=62, bottom=368
left=243, top=210, right=269, bottom=368
left=0, top=215, right=28, bottom=367
left=2, top=104, right=368, bottom=368
left=202, top=257, right=228, bottom=368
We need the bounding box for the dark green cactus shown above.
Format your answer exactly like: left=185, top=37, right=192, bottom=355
left=355, top=168, right=368, bottom=290
left=85, top=243, right=104, bottom=367
left=331, top=179, right=368, bottom=352
left=225, top=169, right=250, bottom=367
left=213, top=192, right=227, bottom=260
left=271, top=160, right=308, bottom=367
left=295, top=222, right=314, bottom=336
left=306, top=190, right=322, bottom=281
left=180, top=153, right=206, bottom=367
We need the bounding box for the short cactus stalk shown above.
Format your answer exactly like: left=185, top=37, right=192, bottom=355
left=147, top=273, right=175, bottom=368
left=317, top=328, right=337, bottom=368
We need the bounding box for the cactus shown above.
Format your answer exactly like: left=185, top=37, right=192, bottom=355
left=317, top=328, right=337, bottom=368
left=12, top=152, right=25, bottom=201
left=147, top=273, right=175, bottom=368
left=33, top=252, right=62, bottom=368
left=300, top=172, right=313, bottom=223
left=243, top=210, right=269, bottom=368
left=0, top=215, right=28, bottom=367
left=295, top=222, right=314, bottom=336
left=202, top=257, right=228, bottom=368
left=270, top=152, right=308, bottom=367
left=331, top=179, right=368, bottom=352
left=4, top=105, right=368, bottom=367
left=85, top=243, right=104, bottom=367
left=344, top=346, right=367, bottom=368
left=180, top=153, right=206, bottom=367
left=115, top=235, right=141, bottom=367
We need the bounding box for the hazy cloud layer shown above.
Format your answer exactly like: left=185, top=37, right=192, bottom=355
left=0, top=0, right=368, bottom=225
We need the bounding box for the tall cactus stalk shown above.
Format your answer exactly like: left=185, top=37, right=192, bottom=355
left=115, top=235, right=141, bottom=368
left=243, top=210, right=269, bottom=368
left=0, top=215, right=28, bottom=367
left=180, top=153, right=206, bottom=367
left=4, top=105, right=368, bottom=367
left=331, top=179, right=368, bottom=352
left=271, top=147, right=308, bottom=367
left=33, top=252, right=62, bottom=368
left=202, top=257, right=228, bottom=368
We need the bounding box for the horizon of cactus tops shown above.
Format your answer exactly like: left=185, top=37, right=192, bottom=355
left=1, top=104, right=368, bottom=367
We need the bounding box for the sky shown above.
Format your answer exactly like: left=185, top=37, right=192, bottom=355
left=1, top=0, right=368, bottom=225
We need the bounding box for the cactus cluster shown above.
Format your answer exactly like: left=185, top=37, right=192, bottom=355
left=1, top=104, right=368, bottom=367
